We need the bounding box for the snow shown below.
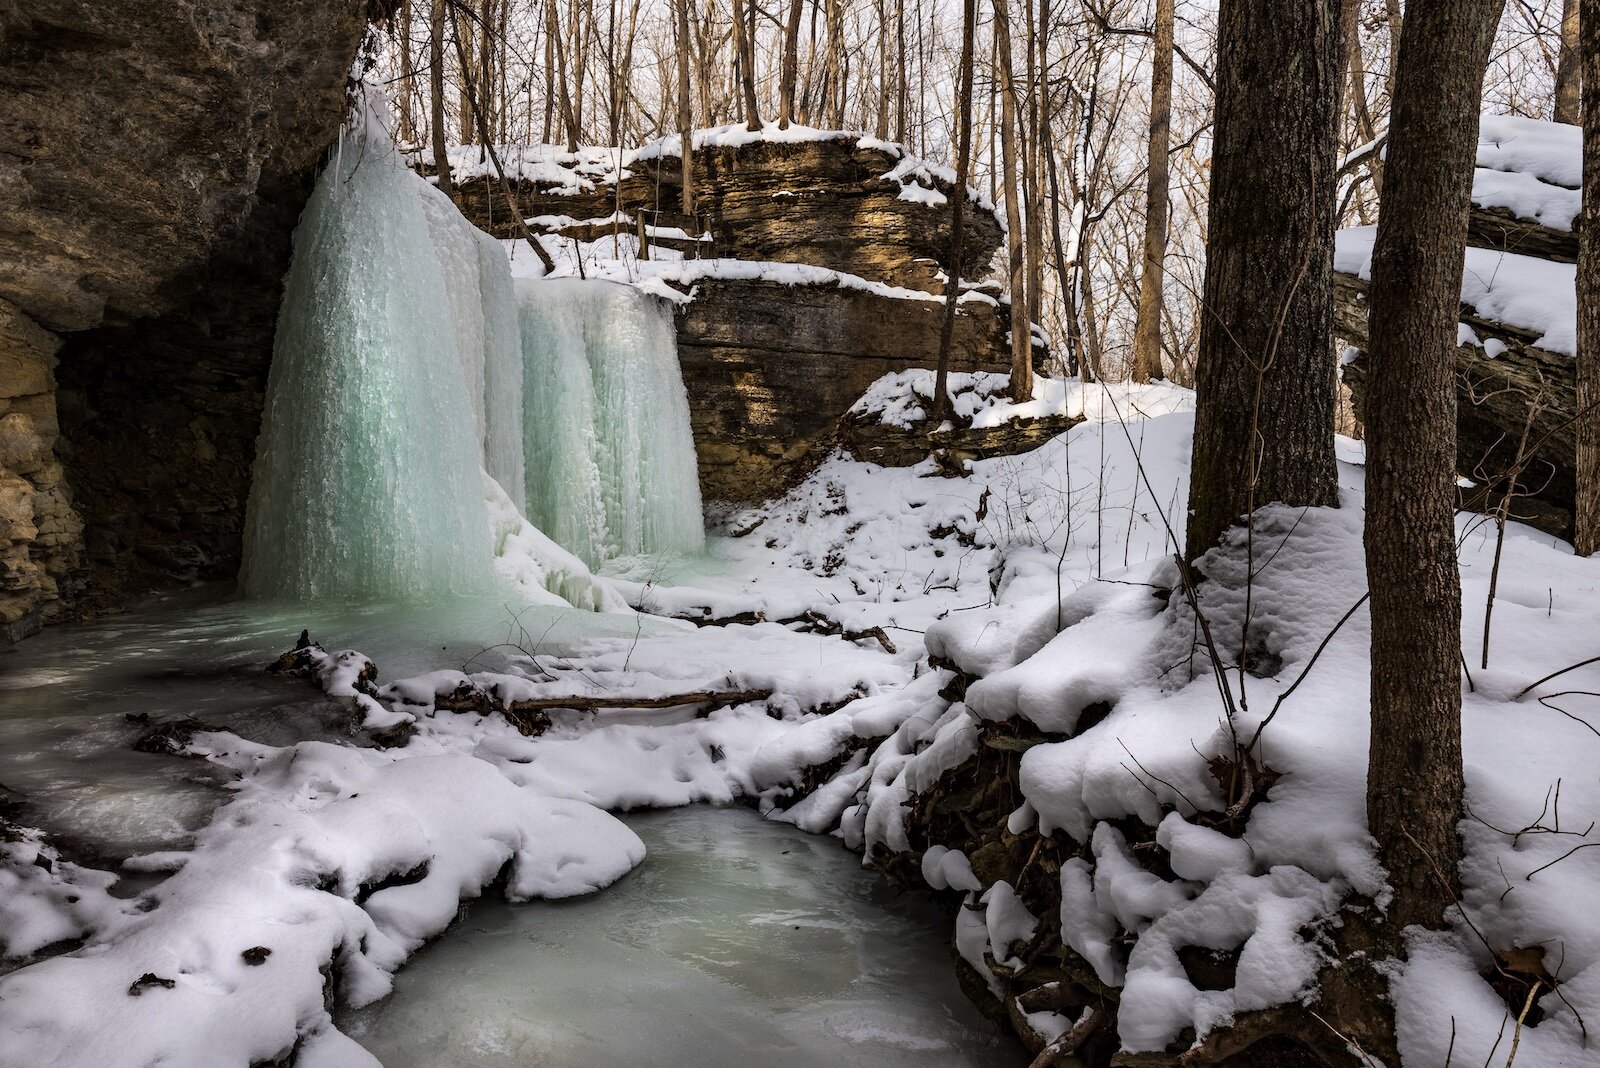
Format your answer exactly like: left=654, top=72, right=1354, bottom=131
left=0, top=739, right=644, bottom=1067
left=848, top=369, right=1076, bottom=430
left=1335, top=224, right=1576, bottom=354
left=1478, top=113, right=1582, bottom=190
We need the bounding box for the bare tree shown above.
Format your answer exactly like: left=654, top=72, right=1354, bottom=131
left=779, top=0, right=805, bottom=128
left=1578, top=0, right=1600, bottom=554
left=993, top=0, right=1034, bottom=402
left=430, top=0, right=455, bottom=197
left=676, top=0, right=696, bottom=214
left=1362, top=0, right=1502, bottom=933
left=1184, top=0, right=1341, bottom=562
left=1130, top=0, right=1174, bottom=383
left=1557, top=0, right=1582, bottom=124
left=731, top=0, right=763, bottom=130
left=933, top=0, right=977, bottom=423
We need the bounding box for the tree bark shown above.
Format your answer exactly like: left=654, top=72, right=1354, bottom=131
left=779, top=0, right=805, bottom=127
left=1130, top=0, right=1175, bottom=383
left=1577, top=0, right=1600, bottom=554
left=1557, top=0, right=1582, bottom=126
left=676, top=0, right=696, bottom=214
left=1184, top=0, right=1341, bottom=562
left=398, top=0, right=418, bottom=144
left=430, top=0, right=455, bottom=197
left=992, top=0, right=1033, bottom=403
left=1362, top=0, right=1500, bottom=934
left=731, top=0, right=763, bottom=130
left=933, top=0, right=976, bottom=423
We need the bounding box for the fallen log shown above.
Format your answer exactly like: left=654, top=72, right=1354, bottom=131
left=507, top=688, right=774, bottom=714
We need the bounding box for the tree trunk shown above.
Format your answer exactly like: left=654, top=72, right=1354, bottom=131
left=1184, top=0, right=1341, bottom=562
left=1130, top=0, right=1175, bottom=384
left=779, top=0, right=804, bottom=128
left=1557, top=0, right=1582, bottom=126
left=398, top=0, right=418, bottom=144
left=478, top=0, right=494, bottom=149
left=1363, top=0, right=1500, bottom=934
left=992, top=0, right=1033, bottom=403
left=1576, top=0, right=1600, bottom=554
left=430, top=0, right=454, bottom=197
left=546, top=0, right=580, bottom=150
left=676, top=0, right=696, bottom=214
left=731, top=0, right=763, bottom=130
left=933, top=0, right=976, bottom=423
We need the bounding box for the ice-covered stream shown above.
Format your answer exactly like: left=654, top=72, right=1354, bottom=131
left=0, top=588, right=640, bottom=862
left=344, top=806, right=1026, bottom=1068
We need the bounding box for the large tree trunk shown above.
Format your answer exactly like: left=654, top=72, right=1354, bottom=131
left=992, top=0, right=1033, bottom=403
left=932, top=0, right=976, bottom=422
left=1557, top=0, right=1582, bottom=126
left=430, top=0, right=455, bottom=197
left=1576, top=0, right=1600, bottom=554
left=1130, top=0, right=1175, bottom=384
left=1363, top=0, right=1500, bottom=934
left=1184, top=0, right=1340, bottom=562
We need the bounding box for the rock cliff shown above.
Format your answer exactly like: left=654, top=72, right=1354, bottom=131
left=0, top=1, right=371, bottom=635
left=1335, top=115, right=1580, bottom=538
left=439, top=131, right=1038, bottom=501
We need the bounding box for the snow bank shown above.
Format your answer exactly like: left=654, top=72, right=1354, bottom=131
left=1336, top=224, right=1576, bottom=354
left=0, top=739, right=643, bottom=1066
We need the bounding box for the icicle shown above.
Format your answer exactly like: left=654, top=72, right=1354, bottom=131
left=518, top=278, right=705, bottom=568
left=239, top=101, right=493, bottom=601
left=416, top=181, right=489, bottom=450
left=478, top=231, right=527, bottom=511
left=517, top=279, right=609, bottom=567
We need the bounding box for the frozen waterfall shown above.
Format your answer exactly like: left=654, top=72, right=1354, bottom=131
left=242, top=98, right=703, bottom=603
left=518, top=278, right=706, bottom=570
left=240, top=109, right=494, bottom=601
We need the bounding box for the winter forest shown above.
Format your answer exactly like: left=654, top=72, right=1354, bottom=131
left=1, top=0, right=1598, bottom=1066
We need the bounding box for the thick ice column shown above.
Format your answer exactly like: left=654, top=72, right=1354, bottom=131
left=416, top=181, right=488, bottom=449
left=580, top=282, right=706, bottom=559
left=478, top=232, right=527, bottom=511
left=240, top=107, right=493, bottom=601
left=517, top=278, right=704, bottom=568
left=517, top=278, right=609, bottom=568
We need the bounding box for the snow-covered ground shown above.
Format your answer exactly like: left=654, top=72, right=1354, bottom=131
left=3, top=376, right=1599, bottom=1066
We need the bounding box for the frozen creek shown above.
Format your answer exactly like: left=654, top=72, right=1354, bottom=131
left=343, top=807, right=1022, bottom=1067
left=0, top=589, right=1025, bottom=1066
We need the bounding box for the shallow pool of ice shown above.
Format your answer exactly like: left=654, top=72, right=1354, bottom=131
left=0, top=587, right=641, bottom=858
left=343, top=806, right=1026, bottom=1068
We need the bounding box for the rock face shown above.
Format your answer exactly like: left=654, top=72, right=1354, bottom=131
left=674, top=278, right=1034, bottom=499
left=0, top=302, right=83, bottom=640
left=443, top=133, right=1036, bottom=502
left=1336, top=273, right=1575, bottom=536
left=442, top=133, right=1005, bottom=293
left=0, top=1, right=371, bottom=631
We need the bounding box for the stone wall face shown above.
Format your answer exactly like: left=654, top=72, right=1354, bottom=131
left=0, top=1, right=370, bottom=631
left=677, top=280, right=1035, bottom=501
left=0, top=301, right=83, bottom=640
left=447, top=137, right=1006, bottom=294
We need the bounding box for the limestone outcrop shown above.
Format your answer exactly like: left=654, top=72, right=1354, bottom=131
left=1335, top=115, right=1580, bottom=538
left=435, top=132, right=1005, bottom=293
left=436, top=132, right=1040, bottom=502
left=0, top=1, right=371, bottom=632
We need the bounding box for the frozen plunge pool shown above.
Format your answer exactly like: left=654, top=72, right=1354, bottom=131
left=343, top=806, right=1027, bottom=1068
